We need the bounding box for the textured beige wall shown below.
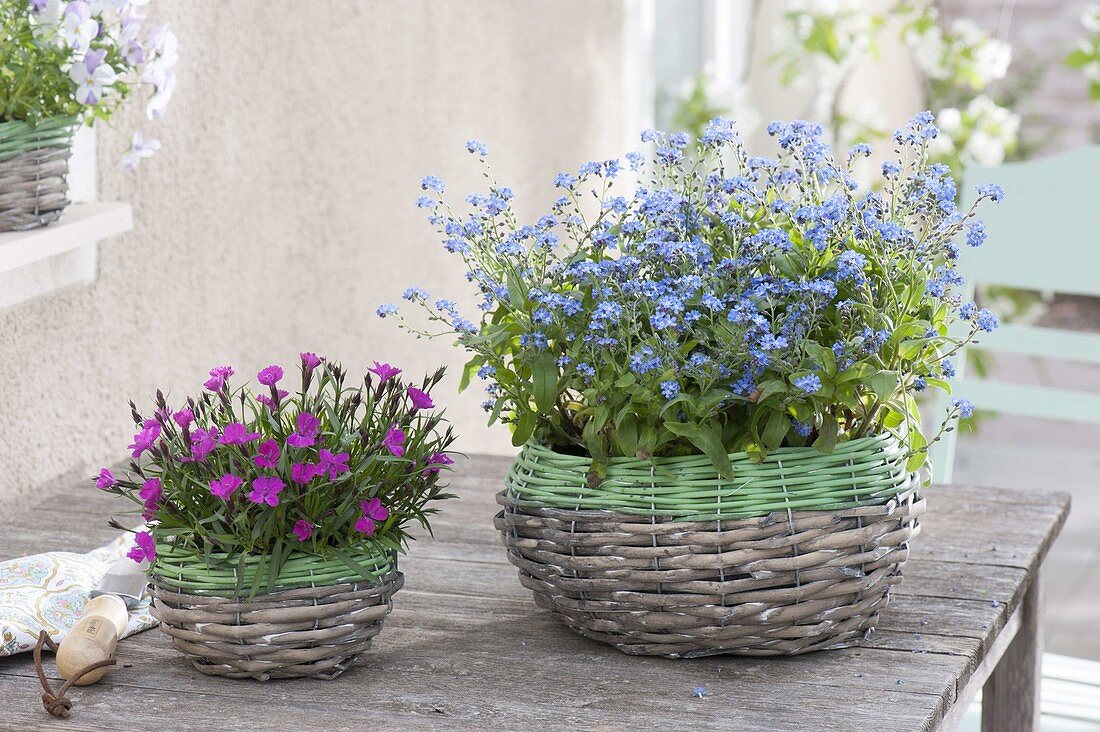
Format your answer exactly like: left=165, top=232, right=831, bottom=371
left=745, top=2, right=925, bottom=152
left=0, top=1, right=626, bottom=504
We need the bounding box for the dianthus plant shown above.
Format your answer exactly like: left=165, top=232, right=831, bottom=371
left=96, top=355, right=457, bottom=592
left=380, top=114, right=1001, bottom=478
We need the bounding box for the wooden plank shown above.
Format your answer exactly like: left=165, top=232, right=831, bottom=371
left=0, top=457, right=1070, bottom=732
left=981, top=576, right=1043, bottom=732
left=2, top=600, right=953, bottom=732
left=941, top=605, right=1023, bottom=732
left=972, top=323, right=1100, bottom=365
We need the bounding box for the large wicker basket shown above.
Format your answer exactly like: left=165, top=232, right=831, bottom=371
left=0, top=116, right=77, bottom=232
left=494, top=433, right=925, bottom=657
left=150, top=545, right=402, bottom=680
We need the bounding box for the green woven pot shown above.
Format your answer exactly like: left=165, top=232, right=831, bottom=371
left=495, top=432, right=924, bottom=657
left=0, top=115, right=77, bottom=157
left=0, top=115, right=79, bottom=231
left=149, top=543, right=404, bottom=680
left=506, top=432, right=915, bottom=520
left=151, top=542, right=396, bottom=596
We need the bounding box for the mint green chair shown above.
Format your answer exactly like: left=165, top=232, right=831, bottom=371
left=931, top=146, right=1100, bottom=484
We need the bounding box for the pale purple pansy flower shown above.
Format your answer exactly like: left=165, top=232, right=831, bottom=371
left=95, top=468, right=117, bottom=489
left=292, top=520, right=313, bottom=542
left=318, top=449, right=350, bottom=479
left=203, top=365, right=235, bottom=392
left=172, top=408, right=194, bottom=431
left=424, top=451, right=454, bottom=475
left=257, top=365, right=283, bottom=386
left=118, top=131, right=160, bottom=172
left=407, top=387, right=435, bottom=411
left=382, top=424, right=406, bottom=457
left=128, top=419, right=161, bottom=458
left=123, top=37, right=146, bottom=66
left=290, top=462, right=322, bottom=485
left=127, top=531, right=155, bottom=563
left=286, top=411, right=320, bottom=448
left=219, top=422, right=260, bottom=445
left=120, top=15, right=146, bottom=65
left=248, top=476, right=285, bottom=507
left=253, top=439, right=281, bottom=469
left=61, top=1, right=98, bottom=51
left=69, top=48, right=115, bottom=104
left=144, top=68, right=176, bottom=120
left=354, top=498, right=389, bottom=535
left=142, top=24, right=179, bottom=119
left=29, top=0, right=47, bottom=12
left=209, top=473, right=242, bottom=500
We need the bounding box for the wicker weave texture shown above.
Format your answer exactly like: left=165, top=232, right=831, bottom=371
left=0, top=117, right=76, bottom=232
left=151, top=573, right=404, bottom=680
left=495, top=437, right=925, bottom=657
left=508, top=433, right=911, bottom=520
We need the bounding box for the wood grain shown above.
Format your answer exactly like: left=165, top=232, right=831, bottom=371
left=0, top=458, right=1069, bottom=731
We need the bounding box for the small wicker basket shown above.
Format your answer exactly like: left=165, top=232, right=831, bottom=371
left=150, top=545, right=402, bottom=680
left=0, top=116, right=77, bottom=232
left=494, top=433, right=924, bottom=657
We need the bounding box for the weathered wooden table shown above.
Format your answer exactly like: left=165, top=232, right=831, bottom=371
left=0, top=456, right=1069, bottom=731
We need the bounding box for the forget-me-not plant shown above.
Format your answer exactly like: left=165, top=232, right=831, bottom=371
left=380, top=113, right=1001, bottom=477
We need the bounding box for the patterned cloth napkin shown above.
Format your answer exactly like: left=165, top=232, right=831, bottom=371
left=0, top=533, right=158, bottom=656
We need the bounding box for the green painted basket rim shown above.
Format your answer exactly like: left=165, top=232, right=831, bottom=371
left=0, top=115, right=78, bottom=157
left=506, top=432, right=918, bottom=520
left=151, top=542, right=395, bottom=596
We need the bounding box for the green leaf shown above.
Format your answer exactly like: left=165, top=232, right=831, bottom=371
left=898, top=339, right=926, bottom=360
left=458, top=357, right=483, bottom=393
left=925, top=377, right=952, bottom=394
left=1066, top=48, right=1094, bottom=68
left=512, top=410, right=536, bottom=447
left=266, top=538, right=284, bottom=594
left=805, top=342, right=837, bottom=375
left=614, top=373, right=636, bottom=389
left=837, top=362, right=874, bottom=383
left=813, top=417, right=838, bottom=453
left=531, top=351, right=558, bottom=413
left=582, top=415, right=608, bottom=463
left=664, top=421, right=734, bottom=478
left=506, top=271, right=528, bottom=310
left=612, top=411, right=639, bottom=457
left=868, top=370, right=900, bottom=403
left=754, top=379, right=788, bottom=404
left=331, top=549, right=382, bottom=584
left=487, top=397, right=505, bottom=427
left=883, top=408, right=904, bottom=430
left=761, top=410, right=790, bottom=450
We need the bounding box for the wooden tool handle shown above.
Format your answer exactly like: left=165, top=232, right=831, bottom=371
left=56, top=595, right=127, bottom=686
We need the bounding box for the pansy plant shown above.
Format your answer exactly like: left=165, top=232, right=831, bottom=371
left=380, top=114, right=1001, bottom=480
left=98, top=355, right=457, bottom=592
left=0, top=0, right=178, bottom=169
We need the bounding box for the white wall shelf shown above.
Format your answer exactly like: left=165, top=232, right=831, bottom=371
left=0, top=202, right=133, bottom=311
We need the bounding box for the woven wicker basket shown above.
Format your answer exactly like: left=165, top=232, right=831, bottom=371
left=494, top=433, right=925, bottom=657
left=150, top=545, right=402, bottom=680
left=0, top=116, right=77, bottom=232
